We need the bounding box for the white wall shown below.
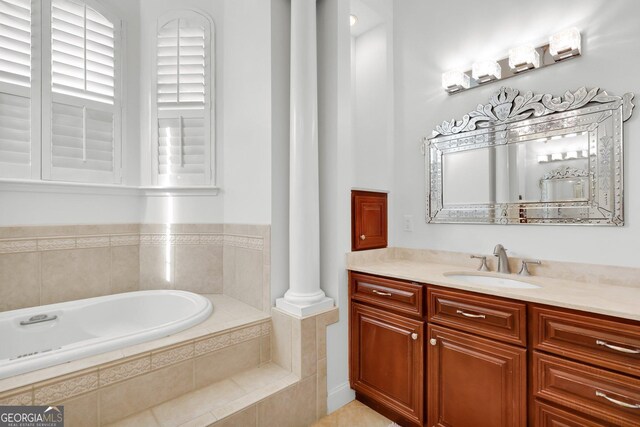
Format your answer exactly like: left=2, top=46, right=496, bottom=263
left=318, top=0, right=395, bottom=412
left=222, top=0, right=273, bottom=225
left=270, top=0, right=291, bottom=305
left=393, top=0, right=640, bottom=267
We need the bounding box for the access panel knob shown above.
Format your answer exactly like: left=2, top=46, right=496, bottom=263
left=360, top=234, right=366, bottom=240
left=429, top=338, right=437, bottom=346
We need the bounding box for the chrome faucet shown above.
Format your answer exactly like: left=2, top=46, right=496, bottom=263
left=493, top=244, right=511, bottom=274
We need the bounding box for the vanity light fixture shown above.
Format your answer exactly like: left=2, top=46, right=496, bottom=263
left=549, top=27, right=581, bottom=60
left=508, top=45, right=541, bottom=73
left=442, top=70, right=470, bottom=93
left=472, top=60, right=501, bottom=83
left=350, top=14, right=358, bottom=27
left=538, top=150, right=589, bottom=163
left=441, top=28, right=582, bottom=95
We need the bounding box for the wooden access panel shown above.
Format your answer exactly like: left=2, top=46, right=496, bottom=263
left=352, top=190, right=387, bottom=251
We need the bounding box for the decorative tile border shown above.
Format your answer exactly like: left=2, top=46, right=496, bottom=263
left=151, top=342, right=194, bottom=370
left=195, top=324, right=265, bottom=356
left=0, top=319, right=271, bottom=405
left=33, top=370, right=99, bottom=405
left=99, top=355, right=151, bottom=387
left=224, top=235, right=264, bottom=251
left=0, top=229, right=265, bottom=254
left=0, top=234, right=141, bottom=254
left=0, top=386, right=33, bottom=406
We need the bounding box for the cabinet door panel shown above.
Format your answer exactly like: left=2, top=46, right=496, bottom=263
left=427, top=324, right=526, bottom=427
left=350, top=302, right=424, bottom=424
left=351, top=191, right=387, bottom=251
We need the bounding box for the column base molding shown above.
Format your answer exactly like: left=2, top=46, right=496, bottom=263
left=275, top=296, right=335, bottom=317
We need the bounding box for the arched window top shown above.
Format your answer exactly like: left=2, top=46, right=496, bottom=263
left=51, top=0, right=119, bottom=104
left=156, top=10, right=213, bottom=110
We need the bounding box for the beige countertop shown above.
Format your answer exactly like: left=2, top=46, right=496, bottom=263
left=347, top=249, right=640, bottom=322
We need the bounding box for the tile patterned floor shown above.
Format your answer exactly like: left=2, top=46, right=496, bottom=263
left=312, top=400, right=392, bottom=427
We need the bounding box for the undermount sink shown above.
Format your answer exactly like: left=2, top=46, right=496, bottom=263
left=444, top=273, right=541, bottom=289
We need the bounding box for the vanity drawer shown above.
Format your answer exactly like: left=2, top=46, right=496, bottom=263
left=533, top=351, right=640, bottom=427
left=532, top=305, right=640, bottom=377
left=427, top=287, right=527, bottom=346
left=535, top=400, right=609, bottom=427
left=350, top=272, right=424, bottom=317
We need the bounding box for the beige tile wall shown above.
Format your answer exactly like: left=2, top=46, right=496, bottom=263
left=223, top=224, right=271, bottom=311
left=0, top=224, right=140, bottom=311
left=0, top=223, right=271, bottom=313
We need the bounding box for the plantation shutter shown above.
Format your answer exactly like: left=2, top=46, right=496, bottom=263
left=43, top=0, right=120, bottom=184
left=155, top=13, right=212, bottom=186
left=0, top=0, right=33, bottom=178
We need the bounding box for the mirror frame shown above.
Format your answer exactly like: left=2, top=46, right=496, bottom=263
left=424, top=87, right=635, bottom=225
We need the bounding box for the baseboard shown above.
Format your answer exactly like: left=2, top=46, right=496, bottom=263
left=327, top=381, right=355, bottom=413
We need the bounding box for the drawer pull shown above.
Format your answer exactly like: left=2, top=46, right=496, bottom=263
left=595, top=340, right=640, bottom=354
left=595, top=390, right=640, bottom=409
left=372, top=290, right=392, bottom=297
left=360, top=234, right=366, bottom=240
left=456, top=309, right=486, bottom=319
left=411, top=332, right=418, bottom=340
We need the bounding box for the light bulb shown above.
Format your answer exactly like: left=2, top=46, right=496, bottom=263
left=442, top=70, right=470, bottom=93
left=472, top=60, right=501, bottom=83
left=508, top=45, right=540, bottom=72
left=550, top=28, right=581, bottom=60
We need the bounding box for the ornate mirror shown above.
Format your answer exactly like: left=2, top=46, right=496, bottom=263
left=424, top=87, right=634, bottom=225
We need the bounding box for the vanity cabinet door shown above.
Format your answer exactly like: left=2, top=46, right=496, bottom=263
left=350, top=302, right=424, bottom=425
left=427, top=324, right=527, bottom=427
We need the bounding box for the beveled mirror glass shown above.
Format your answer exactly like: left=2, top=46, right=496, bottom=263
left=424, top=87, right=635, bottom=225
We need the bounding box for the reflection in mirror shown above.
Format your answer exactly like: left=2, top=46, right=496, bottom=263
left=425, top=87, right=635, bottom=225
left=442, top=132, right=589, bottom=206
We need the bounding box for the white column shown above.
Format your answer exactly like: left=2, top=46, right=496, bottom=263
left=276, top=0, right=333, bottom=317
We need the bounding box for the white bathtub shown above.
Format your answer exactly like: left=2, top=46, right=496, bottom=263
left=0, top=290, right=212, bottom=379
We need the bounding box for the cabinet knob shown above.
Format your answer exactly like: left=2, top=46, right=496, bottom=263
left=411, top=333, right=418, bottom=340
left=429, top=338, right=437, bottom=346
left=360, top=234, right=366, bottom=240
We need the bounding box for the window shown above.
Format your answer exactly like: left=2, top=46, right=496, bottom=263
left=0, top=0, right=38, bottom=179
left=0, top=0, right=122, bottom=184
left=153, top=11, right=213, bottom=187
left=43, top=0, right=121, bottom=183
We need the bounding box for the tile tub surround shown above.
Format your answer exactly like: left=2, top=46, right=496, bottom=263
left=107, top=306, right=340, bottom=427
left=347, top=248, right=640, bottom=321
left=0, top=224, right=140, bottom=311
left=0, top=295, right=271, bottom=426
left=0, top=223, right=271, bottom=312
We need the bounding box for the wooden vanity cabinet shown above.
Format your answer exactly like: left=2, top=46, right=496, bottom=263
left=426, top=287, right=528, bottom=427
left=349, top=272, right=425, bottom=426
left=348, top=272, right=640, bottom=427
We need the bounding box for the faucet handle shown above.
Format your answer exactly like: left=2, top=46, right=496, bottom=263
left=470, top=255, right=490, bottom=272
left=518, top=259, right=541, bottom=276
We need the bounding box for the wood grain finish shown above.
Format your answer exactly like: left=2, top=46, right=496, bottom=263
left=534, top=400, right=609, bottom=427
left=427, top=324, right=527, bottom=427
left=533, top=351, right=640, bottom=427
left=428, top=286, right=527, bottom=347
left=351, top=272, right=424, bottom=318
left=531, top=305, right=640, bottom=377
left=351, top=191, right=387, bottom=251
left=350, top=302, right=424, bottom=425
